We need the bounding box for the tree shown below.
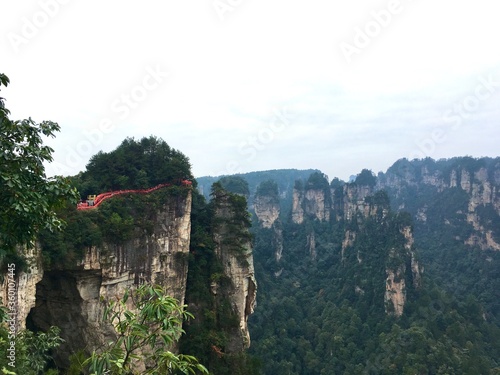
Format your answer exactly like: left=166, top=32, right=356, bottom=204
left=0, top=306, right=64, bottom=374
left=218, top=176, right=249, bottom=196
left=83, top=284, right=208, bottom=375
left=354, top=169, right=376, bottom=187
left=255, top=180, right=279, bottom=200
left=0, top=73, right=78, bottom=268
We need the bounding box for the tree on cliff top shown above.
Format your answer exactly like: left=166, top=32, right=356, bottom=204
left=355, top=169, right=377, bottom=187
left=0, top=73, right=78, bottom=268
left=306, top=172, right=330, bottom=190
left=77, top=136, right=193, bottom=195
left=217, top=176, right=250, bottom=196
left=255, top=180, right=279, bottom=200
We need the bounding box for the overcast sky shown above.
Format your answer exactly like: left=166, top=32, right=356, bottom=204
left=2, top=0, right=500, bottom=181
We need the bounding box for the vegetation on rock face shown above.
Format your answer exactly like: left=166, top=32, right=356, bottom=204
left=35, top=138, right=257, bottom=373
left=180, top=187, right=260, bottom=375
left=211, top=182, right=252, bottom=261
left=383, top=157, right=500, bottom=327
left=40, top=136, right=193, bottom=269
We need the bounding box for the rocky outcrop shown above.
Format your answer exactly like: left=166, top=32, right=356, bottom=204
left=9, top=191, right=193, bottom=368
left=384, top=226, right=421, bottom=317
left=291, top=187, right=305, bottom=224
left=292, top=187, right=330, bottom=223
left=382, top=159, right=500, bottom=251
left=0, top=245, right=44, bottom=332
left=343, top=184, right=374, bottom=221
left=212, top=238, right=257, bottom=351
left=341, top=230, right=356, bottom=261
left=212, top=189, right=257, bottom=352
left=273, top=225, right=284, bottom=262
left=338, top=183, right=420, bottom=317
left=384, top=266, right=406, bottom=317
left=254, top=195, right=280, bottom=229
left=304, top=189, right=330, bottom=222
left=78, top=193, right=192, bottom=304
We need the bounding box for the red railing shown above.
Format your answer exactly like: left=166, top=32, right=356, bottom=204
left=77, top=180, right=192, bottom=210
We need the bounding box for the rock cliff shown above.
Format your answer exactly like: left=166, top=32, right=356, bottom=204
left=291, top=186, right=330, bottom=223
left=288, top=175, right=421, bottom=316
left=2, top=183, right=259, bottom=370
left=381, top=158, right=500, bottom=251
left=253, top=194, right=280, bottom=229
left=212, top=188, right=257, bottom=351
left=19, top=192, right=193, bottom=367
left=384, top=225, right=421, bottom=317
left=0, top=245, right=43, bottom=331
left=253, top=187, right=284, bottom=262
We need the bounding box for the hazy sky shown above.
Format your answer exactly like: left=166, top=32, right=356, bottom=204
left=2, top=0, right=500, bottom=181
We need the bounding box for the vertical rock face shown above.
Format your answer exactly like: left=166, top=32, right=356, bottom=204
left=78, top=192, right=192, bottom=305
left=306, top=231, right=317, bottom=261
left=292, top=187, right=305, bottom=224
left=0, top=245, right=44, bottom=331
left=273, top=225, right=284, bottom=262
left=212, top=190, right=257, bottom=352
left=304, top=189, right=330, bottom=222
left=343, top=184, right=375, bottom=221
left=382, top=159, right=500, bottom=251
left=384, top=267, right=406, bottom=317
left=384, top=226, right=422, bottom=317
left=292, top=187, right=330, bottom=223
left=253, top=190, right=284, bottom=262
left=254, top=194, right=280, bottom=229
left=15, top=191, right=193, bottom=367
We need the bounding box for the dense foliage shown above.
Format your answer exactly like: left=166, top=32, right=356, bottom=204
left=218, top=176, right=250, bottom=196
left=0, top=315, right=64, bottom=375
left=355, top=169, right=377, bottom=187
left=255, top=180, right=279, bottom=200
left=234, top=162, right=500, bottom=374
left=73, top=136, right=193, bottom=197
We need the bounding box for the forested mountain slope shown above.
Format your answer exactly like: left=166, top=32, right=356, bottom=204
left=198, top=157, right=500, bottom=374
